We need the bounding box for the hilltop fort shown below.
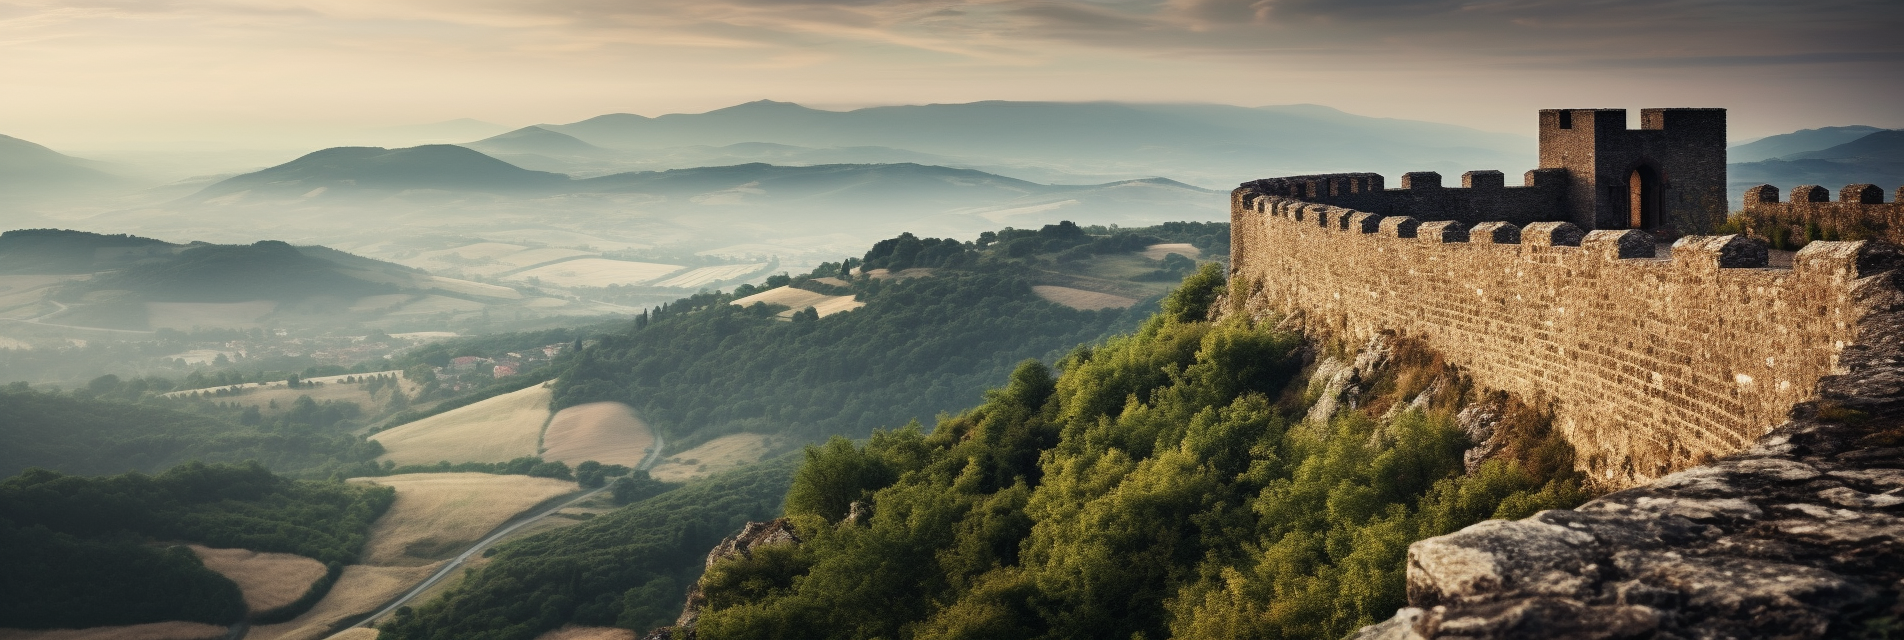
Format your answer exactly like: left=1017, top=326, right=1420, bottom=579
left=1229, top=109, right=1904, bottom=638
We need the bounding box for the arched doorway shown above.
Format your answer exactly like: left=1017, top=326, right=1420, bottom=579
left=1628, top=165, right=1661, bottom=229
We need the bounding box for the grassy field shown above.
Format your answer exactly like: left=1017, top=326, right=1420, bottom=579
left=1140, top=242, right=1202, bottom=260
left=350, top=472, right=578, bottom=566
left=346, top=294, right=414, bottom=313
left=337, top=268, right=523, bottom=300
left=541, top=401, right=654, bottom=468
left=370, top=384, right=553, bottom=466
left=0, top=622, right=228, bottom=640
left=731, top=286, right=863, bottom=319
left=189, top=545, right=330, bottom=615
left=161, top=371, right=415, bottom=420
left=508, top=259, right=683, bottom=288
left=651, top=263, right=767, bottom=289
left=245, top=562, right=446, bottom=640
left=536, top=627, right=638, bottom=640
left=648, top=433, right=772, bottom=483
left=384, top=294, right=486, bottom=317
left=1031, top=285, right=1138, bottom=311
left=145, top=300, right=279, bottom=330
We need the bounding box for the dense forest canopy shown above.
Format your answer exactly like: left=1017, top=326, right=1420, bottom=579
left=0, top=385, right=385, bottom=478
left=0, top=462, right=393, bottom=628
left=678, top=264, right=1590, bottom=640
left=554, top=221, right=1226, bottom=448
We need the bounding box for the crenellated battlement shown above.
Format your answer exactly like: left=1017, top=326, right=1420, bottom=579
left=1741, top=182, right=1904, bottom=246
left=1237, top=169, right=1569, bottom=226
left=1229, top=183, right=1889, bottom=489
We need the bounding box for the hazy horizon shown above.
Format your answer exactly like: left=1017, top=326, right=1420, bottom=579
left=3, top=0, right=1901, bottom=151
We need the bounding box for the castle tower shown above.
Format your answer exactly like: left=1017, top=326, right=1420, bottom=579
left=1538, top=108, right=1727, bottom=233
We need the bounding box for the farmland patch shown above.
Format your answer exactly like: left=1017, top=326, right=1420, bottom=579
left=508, top=259, right=683, bottom=288
left=370, top=383, right=553, bottom=466
left=647, top=433, right=772, bottom=483
left=1031, top=285, right=1137, bottom=311
left=188, top=545, right=329, bottom=616
left=350, top=473, right=578, bottom=566
left=540, top=401, right=653, bottom=468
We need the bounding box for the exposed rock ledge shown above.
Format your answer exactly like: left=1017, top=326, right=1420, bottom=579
left=1355, top=254, right=1904, bottom=639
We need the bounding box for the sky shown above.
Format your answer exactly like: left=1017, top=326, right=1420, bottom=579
left=2, top=0, right=1901, bottom=149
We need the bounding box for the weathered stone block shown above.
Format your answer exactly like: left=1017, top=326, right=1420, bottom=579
left=1582, top=229, right=1654, bottom=260
left=1418, top=221, right=1469, bottom=243
left=1402, top=172, right=1442, bottom=190
left=1349, top=211, right=1384, bottom=234
left=1462, top=171, right=1505, bottom=189
left=1469, top=222, right=1521, bottom=244
left=1841, top=183, right=1883, bottom=204
left=1522, top=221, right=1584, bottom=247
left=1672, top=235, right=1768, bottom=268
left=1792, top=185, right=1830, bottom=203
left=1381, top=216, right=1421, bottom=238
left=1327, top=207, right=1356, bottom=230
left=1742, top=184, right=1780, bottom=207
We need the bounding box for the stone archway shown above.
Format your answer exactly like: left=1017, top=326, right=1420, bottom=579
left=1628, top=164, right=1662, bottom=229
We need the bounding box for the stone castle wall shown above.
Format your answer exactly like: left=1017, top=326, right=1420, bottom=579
left=1743, top=183, right=1904, bottom=245
left=1242, top=170, right=1568, bottom=227
left=1230, top=186, right=1888, bottom=488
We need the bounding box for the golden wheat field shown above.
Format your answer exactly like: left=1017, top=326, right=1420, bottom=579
left=0, top=622, right=228, bottom=640
left=244, top=562, right=445, bottom=640
left=650, top=263, right=767, bottom=289
left=541, top=401, right=655, bottom=468
left=536, top=626, right=639, bottom=640
left=731, top=286, right=864, bottom=319
left=351, top=473, right=577, bottom=566
left=370, top=384, right=553, bottom=466
left=648, top=434, right=772, bottom=483
left=1031, top=285, right=1138, bottom=311
left=189, top=545, right=329, bottom=614
left=1140, top=243, right=1202, bottom=260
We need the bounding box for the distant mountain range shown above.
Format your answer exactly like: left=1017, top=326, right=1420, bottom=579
left=498, top=100, right=1535, bottom=186
left=1727, top=128, right=1903, bottom=206
left=1728, top=126, right=1888, bottom=163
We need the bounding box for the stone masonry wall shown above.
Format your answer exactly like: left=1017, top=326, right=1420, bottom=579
left=1230, top=186, right=1877, bottom=489
left=1243, top=170, right=1568, bottom=227
left=1744, top=183, right=1904, bottom=245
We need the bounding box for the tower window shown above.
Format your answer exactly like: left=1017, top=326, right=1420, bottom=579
left=1558, top=111, right=1573, bottom=129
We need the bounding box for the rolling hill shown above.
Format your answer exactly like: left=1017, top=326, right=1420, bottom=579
left=1728, top=125, right=1888, bottom=163
left=185, top=144, right=571, bottom=202
left=464, top=126, right=608, bottom=157
left=0, top=134, right=128, bottom=198
left=1728, top=129, right=1904, bottom=205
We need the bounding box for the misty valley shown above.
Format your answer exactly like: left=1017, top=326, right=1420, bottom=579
left=2, top=99, right=1902, bottom=640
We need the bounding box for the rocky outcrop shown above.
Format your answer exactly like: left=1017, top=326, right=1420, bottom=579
left=1306, top=335, right=1393, bottom=425
left=642, top=519, right=804, bottom=640
left=1354, top=265, right=1904, bottom=639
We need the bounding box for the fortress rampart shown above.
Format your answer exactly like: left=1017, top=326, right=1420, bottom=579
left=1742, top=182, right=1904, bottom=245
left=1228, top=187, right=1889, bottom=488
left=1246, top=170, right=1567, bottom=226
